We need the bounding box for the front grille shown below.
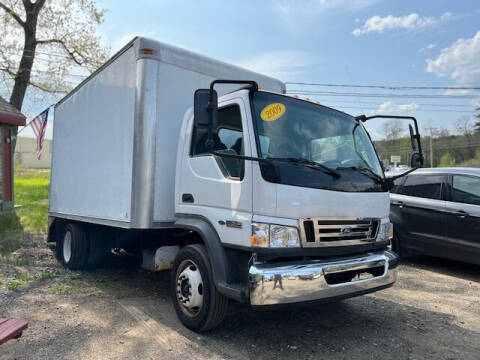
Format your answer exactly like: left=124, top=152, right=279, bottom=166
left=300, top=218, right=379, bottom=247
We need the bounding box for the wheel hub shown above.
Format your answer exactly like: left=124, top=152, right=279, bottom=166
left=176, top=263, right=203, bottom=314
left=63, top=231, right=72, bottom=263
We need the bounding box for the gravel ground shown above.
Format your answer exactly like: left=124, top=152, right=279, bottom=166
left=1, top=250, right=479, bottom=360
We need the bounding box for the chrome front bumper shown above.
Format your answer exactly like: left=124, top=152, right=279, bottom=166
left=249, top=251, right=397, bottom=306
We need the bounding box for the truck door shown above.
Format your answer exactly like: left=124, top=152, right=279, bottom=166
left=178, top=97, right=252, bottom=248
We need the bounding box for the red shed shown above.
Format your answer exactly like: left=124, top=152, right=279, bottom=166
left=0, top=96, right=26, bottom=213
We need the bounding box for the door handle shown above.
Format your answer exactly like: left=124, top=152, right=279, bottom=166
left=454, top=210, right=469, bottom=218
left=182, top=193, right=194, bottom=203
left=391, top=201, right=404, bottom=208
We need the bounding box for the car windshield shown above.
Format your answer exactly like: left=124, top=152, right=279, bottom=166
left=251, top=92, right=384, bottom=178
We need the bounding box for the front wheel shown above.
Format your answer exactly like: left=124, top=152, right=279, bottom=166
left=171, top=244, right=228, bottom=332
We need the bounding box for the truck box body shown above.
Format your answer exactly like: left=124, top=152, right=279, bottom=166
left=50, top=37, right=285, bottom=228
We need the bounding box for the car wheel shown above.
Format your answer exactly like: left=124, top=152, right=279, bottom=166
left=171, top=244, right=228, bottom=332
left=56, top=222, right=89, bottom=270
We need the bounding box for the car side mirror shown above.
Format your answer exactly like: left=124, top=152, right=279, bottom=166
left=410, top=152, right=424, bottom=168
left=194, top=89, right=218, bottom=127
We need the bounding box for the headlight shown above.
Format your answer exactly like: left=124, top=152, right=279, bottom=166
left=377, top=222, right=393, bottom=242
left=251, top=223, right=300, bottom=248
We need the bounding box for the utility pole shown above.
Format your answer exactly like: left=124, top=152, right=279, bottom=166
left=430, top=136, right=433, bottom=167
left=424, top=126, right=438, bottom=167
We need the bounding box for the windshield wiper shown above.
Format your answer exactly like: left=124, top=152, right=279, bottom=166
left=337, top=166, right=384, bottom=183
left=267, top=157, right=341, bottom=179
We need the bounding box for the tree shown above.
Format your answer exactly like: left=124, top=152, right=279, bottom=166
left=381, top=121, right=403, bottom=141
left=0, top=0, right=109, bottom=112
left=439, top=152, right=455, bottom=167
left=475, top=105, right=480, bottom=134
left=455, top=116, right=476, bottom=158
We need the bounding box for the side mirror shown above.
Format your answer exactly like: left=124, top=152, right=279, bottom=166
left=194, top=89, right=218, bottom=127
left=410, top=152, right=424, bottom=168
left=409, top=124, right=420, bottom=153
left=359, top=114, right=424, bottom=171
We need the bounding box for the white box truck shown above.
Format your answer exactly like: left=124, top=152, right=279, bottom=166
left=48, top=37, right=424, bottom=331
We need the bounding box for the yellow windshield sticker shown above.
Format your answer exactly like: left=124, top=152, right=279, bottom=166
left=260, top=103, right=286, bottom=121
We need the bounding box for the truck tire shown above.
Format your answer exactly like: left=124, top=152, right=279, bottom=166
left=171, top=244, right=228, bottom=332
left=56, top=222, right=89, bottom=270
left=85, top=226, right=107, bottom=269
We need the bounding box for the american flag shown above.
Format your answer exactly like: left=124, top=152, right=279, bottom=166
left=30, top=109, right=49, bottom=159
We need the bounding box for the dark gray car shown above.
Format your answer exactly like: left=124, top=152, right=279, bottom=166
left=389, top=167, right=480, bottom=265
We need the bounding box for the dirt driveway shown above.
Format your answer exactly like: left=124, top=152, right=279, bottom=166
left=1, top=247, right=479, bottom=360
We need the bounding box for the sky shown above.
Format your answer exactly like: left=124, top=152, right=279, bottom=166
left=17, top=0, right=480, bottom=139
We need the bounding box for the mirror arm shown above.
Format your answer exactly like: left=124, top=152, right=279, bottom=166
left=204, top=80, right=259, bottom=150
left=208, top=80, right=258, bottom=108
left=209, top=79, right=258, bottom=94
left=388, top=166, right=421, bottom=181
left=356, top=114, right=424, bottom=166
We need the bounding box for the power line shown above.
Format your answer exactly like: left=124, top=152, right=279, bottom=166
left=313, top=98, right=474, bottom=108
left=285, top=82, right=480, bottom=91
left=286, top=90, right=480, bottom=99
left=329, top=105, right=474, bottom=113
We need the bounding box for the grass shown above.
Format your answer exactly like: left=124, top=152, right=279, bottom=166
left=0, top=168, right=117, bottom=295
left=4, top=272, right=32, bottom=291
left=48, top=272, right=105, bottom=295
left=0, top=168, right=50, bottom=256
left=6, top=280, right=23, bottom=291
left=14, top=168, right=50, bottom=234
left=1, top=269, right=62, bottom=292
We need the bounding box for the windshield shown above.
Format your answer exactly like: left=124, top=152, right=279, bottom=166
left=251, top=92, right=384, bottom=178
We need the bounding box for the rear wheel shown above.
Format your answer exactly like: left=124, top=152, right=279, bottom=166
left=171, top=244, right=228, bottom=332
left=56, top=222, right=89, bottom=270
left=85, top=226, right=107, bottom=269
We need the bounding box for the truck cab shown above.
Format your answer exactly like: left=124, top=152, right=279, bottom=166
left=170, top=82, right=422, bottom=329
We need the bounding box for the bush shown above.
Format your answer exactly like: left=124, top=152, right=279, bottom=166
left=439, top=153, right=455, bottom=167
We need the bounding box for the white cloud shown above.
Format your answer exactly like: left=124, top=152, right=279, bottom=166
left=353, top=12, right=451, bottom=36
left=419, top=43, right=437, bottom=52
left=236, top=50, right=314, bottom=80
left=375, top=101, right=420, bottom=114
left=426, top=30, right=480, bottom=86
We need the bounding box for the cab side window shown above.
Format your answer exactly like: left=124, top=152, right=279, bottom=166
left=191, top=104, right=244, bottom=179
left=452, top=176, right=480, bottom=206
left=401, top=175, right=443, bottom=200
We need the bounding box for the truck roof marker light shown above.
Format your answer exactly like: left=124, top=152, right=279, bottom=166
left=293, top=94, right=299, bottom=98
left=305, top=97, right=310, bottom=101
left=258, top=85, right=263, bottom=90
left=141, top=49, right=155, bottom=55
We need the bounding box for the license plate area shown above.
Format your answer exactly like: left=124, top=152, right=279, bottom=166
left=323, top=261, right=386, bottom=286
